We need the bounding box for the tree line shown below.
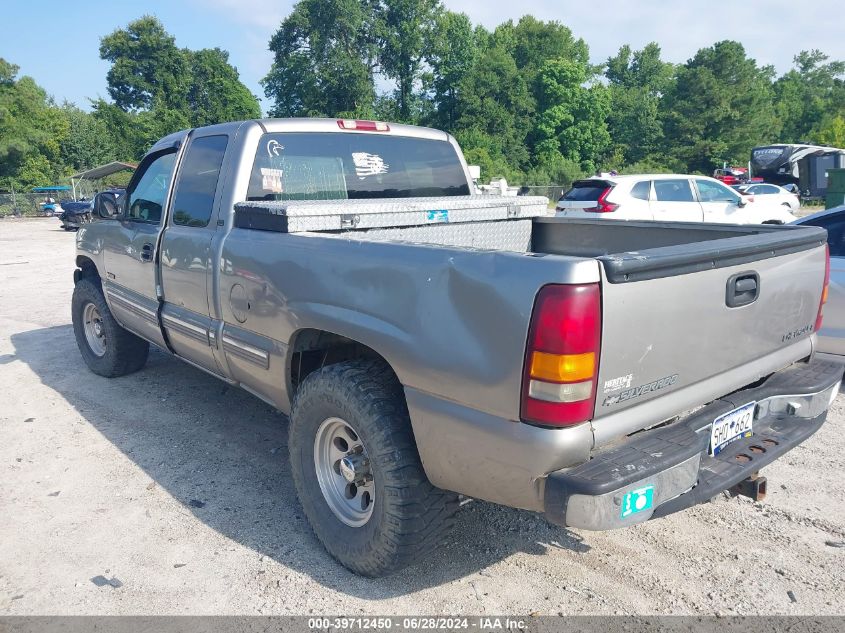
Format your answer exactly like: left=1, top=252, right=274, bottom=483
left=0, top=16, right=261, bottom=192
left=2, top=2, right=844, bottom=193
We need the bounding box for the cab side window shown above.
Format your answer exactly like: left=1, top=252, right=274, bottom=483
left=126, top=152, right=176, bottom=224
left=654, top=179, right=695, bottom=202
left=171, top=135, right=229, bottom=227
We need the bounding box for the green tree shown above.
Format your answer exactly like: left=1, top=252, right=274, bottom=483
left=263, top=0, right=380, bottom=118
left=813, top=114, right=845, bottom=147
left=774, top=50, right=845, bottom=142
left=493, top=16, right=589, bottom=79
left=495, top=17, right=589, bottom=142
left=99, top=16, right=189, bottom=112
left=379, top=0, right=441, bottom=122
left=16, top=154, right=55, bottom=189
left=606, top=42, right=672, bottom=91
left=90, top=99, right=192, bottom=163
left=58, top=104, right=119, bottom=172
left=0, top=59, right=68, bottom=188
left=90, top=99, right=146, bottom=161
left=605, top=43, right=674, bottom=165
left=452, top=39, right=533, bottom=176
left=424, top=11, right=477, bottom=129
left=661, top=41, right=778, bottom=173
left=533, top=59, right=611, bottom=173
left=187, top=48, right=261, bottom=126
left=100, top=16, right=259, bottom=135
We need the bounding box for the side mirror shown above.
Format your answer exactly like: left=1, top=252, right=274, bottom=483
left=94, top=192, right=119, bottom=219
left=736, top=197, right=747, bottom=208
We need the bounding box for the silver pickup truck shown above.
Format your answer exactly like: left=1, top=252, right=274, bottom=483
left=72, top=118, right=841, bottom=577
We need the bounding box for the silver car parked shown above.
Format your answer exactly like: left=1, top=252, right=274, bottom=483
left=794, top=205, right=845, bottom=359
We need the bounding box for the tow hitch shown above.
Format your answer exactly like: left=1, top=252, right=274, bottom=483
left=731, top=473, right=767, bottom=501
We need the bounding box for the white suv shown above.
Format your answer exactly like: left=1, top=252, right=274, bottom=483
left=555, top=174, right=797, bottom=224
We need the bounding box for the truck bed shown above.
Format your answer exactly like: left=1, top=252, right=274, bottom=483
left=234, top=196, right=824, bottom=269
left=231, top=202, right=827, bottom=441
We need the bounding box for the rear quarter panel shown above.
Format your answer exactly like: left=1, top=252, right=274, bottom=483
left=217, top=229, right=599, bottom=420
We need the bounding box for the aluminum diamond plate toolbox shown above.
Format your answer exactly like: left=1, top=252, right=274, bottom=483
left=348, top=219, right=533, bottom=252
left=233, top=195, right=550, bottom=233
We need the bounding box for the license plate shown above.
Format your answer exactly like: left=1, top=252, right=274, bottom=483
left=710, top=402, right=756, bottom=456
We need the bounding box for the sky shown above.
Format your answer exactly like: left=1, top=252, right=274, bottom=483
left=5, top=0, right=844, bottom=113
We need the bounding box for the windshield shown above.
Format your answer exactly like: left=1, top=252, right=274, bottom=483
left=246, top=132, right=470, bottom=201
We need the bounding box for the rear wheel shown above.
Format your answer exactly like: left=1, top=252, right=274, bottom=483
left=72, top=278, right=149, bottom=377
left=289, top=358, right=459, bottom=577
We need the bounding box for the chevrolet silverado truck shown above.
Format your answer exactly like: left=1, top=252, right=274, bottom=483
left=72, top=118, right=841, bottom=577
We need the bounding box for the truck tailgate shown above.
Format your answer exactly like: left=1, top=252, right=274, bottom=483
left=591, top=227, right=828, bottom=441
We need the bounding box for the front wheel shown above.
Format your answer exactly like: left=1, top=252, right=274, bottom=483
left=289, top=359, right=459, bottom=577
left=72, top=278, right=150, bottom=377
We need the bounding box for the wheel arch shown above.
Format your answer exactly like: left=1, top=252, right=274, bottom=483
left=74, top=255, right=101, bottom=286
left=286, top=327, right=399, bottom=399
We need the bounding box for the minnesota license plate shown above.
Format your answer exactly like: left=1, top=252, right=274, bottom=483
left=710, top=402, right=756, bottom=456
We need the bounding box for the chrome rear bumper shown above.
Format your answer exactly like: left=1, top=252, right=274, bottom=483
left=544, top=359, right=842, bottom=530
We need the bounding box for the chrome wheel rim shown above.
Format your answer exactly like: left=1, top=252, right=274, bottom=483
left=313, top=417, right=375, bottom=527
left=83, top=303, right=107, bottom=357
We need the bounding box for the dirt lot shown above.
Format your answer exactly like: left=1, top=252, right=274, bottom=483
left=1, top=218, right=843, bottom=616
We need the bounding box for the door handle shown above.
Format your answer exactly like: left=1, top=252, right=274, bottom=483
left=140, top=243, right=154, bottom=262
left=726, top=271, right=759, bottom=308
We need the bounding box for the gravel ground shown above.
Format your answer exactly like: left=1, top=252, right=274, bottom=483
left=1, top=218, right=843, bottom=616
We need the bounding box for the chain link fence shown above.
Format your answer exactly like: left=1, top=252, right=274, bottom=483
left=0, top=193, right=69, bottom=218
left=515, top=185, right=566, bottom=204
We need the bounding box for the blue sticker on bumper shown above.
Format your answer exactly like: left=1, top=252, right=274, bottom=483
left=621, top=485, right=654, bottom=519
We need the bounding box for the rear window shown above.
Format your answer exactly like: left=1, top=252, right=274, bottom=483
left=560, top=180, right=612, bottom=202
left=246, top=133, right=470, bottom=201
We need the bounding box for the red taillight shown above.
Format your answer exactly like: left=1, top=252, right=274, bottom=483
left=815, top=244, right=830, bottom=333
left=584, top=188, right=618, bottom=213
left=521, top=284, right=601, bottom=428
left=336, top=119, right=390, bottom=132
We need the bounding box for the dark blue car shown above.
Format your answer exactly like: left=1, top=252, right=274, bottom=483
left=59, top=189, right=125, bottom=231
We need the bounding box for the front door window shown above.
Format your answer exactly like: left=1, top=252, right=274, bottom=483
left=126, top=153, right=176, bottom=224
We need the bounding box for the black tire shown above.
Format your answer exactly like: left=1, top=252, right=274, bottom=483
left=71, top=278, right=150, bottom=377
left=289, top=358, right=459, bottom=577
